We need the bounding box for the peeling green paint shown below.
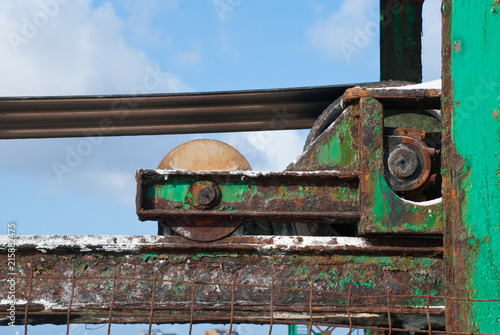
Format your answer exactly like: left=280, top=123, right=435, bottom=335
left=191, top=252, right=239, bottom=260
left=220, top=183, right=258, bottom=203
left=370, top=170, right=442, bottom=234
left=450, top=1, right=500, bottom=332
left=314, top=117, right=357, bottom=170
left=145, top=173, right=357, bottom=214
left=296, top=267, right=307, bottom=275
left=141, top=253, right=158, bottom=261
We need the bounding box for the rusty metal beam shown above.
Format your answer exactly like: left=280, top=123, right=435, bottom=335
left=380, top=0, right=424, bottom=83
left=136, top=170, right=359, bottom=221
left=0, top=235, right=444, bottom=328
left=0, top=84, right=359, bottom=139
left=342, top=85, right=441, bottom=109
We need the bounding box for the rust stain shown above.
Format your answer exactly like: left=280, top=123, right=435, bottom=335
left=492, top=109, right=499, bottom=120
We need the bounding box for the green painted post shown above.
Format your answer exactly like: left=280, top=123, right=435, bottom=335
left=443, top=0, right=500, bottom=333
left=380, top=0, right=424, bottom=82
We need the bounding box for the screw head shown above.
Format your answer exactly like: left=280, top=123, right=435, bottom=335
left=189, top=181, right=220, bottom=209
left=388, top=146, right=419, bottom=179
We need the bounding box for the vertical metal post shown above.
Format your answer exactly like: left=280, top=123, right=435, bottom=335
left=380, top=0, right=424, bottom=82
left=443, top=0, right=500, bottom=333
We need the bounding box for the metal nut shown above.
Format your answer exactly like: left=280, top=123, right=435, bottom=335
left=388, top=146, right=419, bottom=179
left=189, top=181, right=221, bottom=209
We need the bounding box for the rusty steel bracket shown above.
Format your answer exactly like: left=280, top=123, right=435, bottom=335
left=352, top=93, right=443, bottom=236
left=137, top=170, right=359, bottom=241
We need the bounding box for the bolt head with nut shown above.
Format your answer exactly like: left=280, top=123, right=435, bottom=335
left=388, top=146, right=419, bottom=179
left=188, top=181, right=221, bottom=209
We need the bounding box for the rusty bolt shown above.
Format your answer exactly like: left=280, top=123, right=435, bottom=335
left=189, top=181, right=221, bottom=209
left=388, top=146, right=419, bottom=179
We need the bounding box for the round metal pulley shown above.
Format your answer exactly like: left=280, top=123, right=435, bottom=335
left=157, top=139, right=251, bottom=242
left=158, top=138, right=251, bottom=171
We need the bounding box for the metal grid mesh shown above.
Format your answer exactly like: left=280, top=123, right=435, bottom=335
left=2, top=266, right=498, bottom=335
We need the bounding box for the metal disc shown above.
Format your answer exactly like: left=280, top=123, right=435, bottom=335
left=157, top=139, right=251, bottom=171
left=158, top=139, right=250, bottom=241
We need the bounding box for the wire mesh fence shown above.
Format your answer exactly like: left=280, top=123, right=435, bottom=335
left=2, top=265, right=498, bottom=335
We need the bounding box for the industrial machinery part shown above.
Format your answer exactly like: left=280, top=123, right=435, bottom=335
left=157, top=139, right=252, bottom=171
left=136, top=82, right=442, bottom=242
left=156, top=139, right=251, bottom=241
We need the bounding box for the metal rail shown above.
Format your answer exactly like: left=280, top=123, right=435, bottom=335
left=0, top=84, right=357, bottom=139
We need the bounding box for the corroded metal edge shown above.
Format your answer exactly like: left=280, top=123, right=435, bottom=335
left=0, top=235, right=442, bottom=256
left=0, top=235, right=444, bottom=328
left=343, top=86, right=441, bottom=109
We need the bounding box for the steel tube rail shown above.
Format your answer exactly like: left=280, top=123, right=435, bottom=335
left=0, top=84, right=357, bottom=139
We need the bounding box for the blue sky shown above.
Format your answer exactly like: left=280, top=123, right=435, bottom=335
left=0, top=0, right=441, bottom=334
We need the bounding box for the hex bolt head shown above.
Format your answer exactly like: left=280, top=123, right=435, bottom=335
left=189, top=181, right=221, bottom=209
left=388, top=146, right=419, bottom=179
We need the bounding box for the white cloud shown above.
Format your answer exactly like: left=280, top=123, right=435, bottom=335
left=309, top=0, right=442, bottom=80
left=118, top=0, right=178, bottom=47
left=224, top=130, right=308, bottom=171
left=0, top=0, right=189, bottom=96
left=308, top=0, right=378, bottom=62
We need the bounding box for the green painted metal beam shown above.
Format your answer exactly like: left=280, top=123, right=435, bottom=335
left=380, top=0, right=424, bottom=82
left=443, top=0, right=500, bottom=333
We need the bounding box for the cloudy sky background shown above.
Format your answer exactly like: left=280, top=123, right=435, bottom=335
left=0, top=1, right=440, bottom=332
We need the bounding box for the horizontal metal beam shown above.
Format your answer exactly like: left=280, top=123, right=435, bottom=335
left=342, top=85, right=441, bottom=109
left=136, top=169, right=360, bottom=222
left=0, top=235, right=443, bottom=255
left=0, top=235, right=444, bottom=328
left=0, top=84, right=357, bottom=139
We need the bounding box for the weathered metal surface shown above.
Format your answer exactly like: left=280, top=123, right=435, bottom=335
left=166, top=211, right=243, bottom=242
left=302, top=81, right=415, bottom=148
left=380, top=0, right=424, bottom=83
left=0, top=235, right=444, bottom=328
left=0, top=235, right=444, bottom=255
left=442, top=1, right=500, bottom=333
left=343, top=86, right=441, bottom=110
left=156, top=139, right=251, bottom=241
left=384, top=129, right=437, bottom=198
left=358, top=97, right=443, bottom=236
left=0, top=84, right=360, bottom=139
left=287, top=105, right=359, bottom=172
left=441, top=1, right=455, bottom=331
left=157, top=139, right=251, bottom=171
left=137, top=170, right=359, bottom=225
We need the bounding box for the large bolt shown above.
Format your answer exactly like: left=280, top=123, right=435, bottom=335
left=189, top=181, right=220, bottom=209
left=388, top=146, right=419, bottom=179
